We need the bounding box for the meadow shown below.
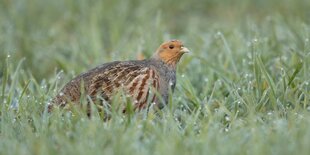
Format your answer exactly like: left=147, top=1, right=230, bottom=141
left=0, top=0, right=310, bottom=154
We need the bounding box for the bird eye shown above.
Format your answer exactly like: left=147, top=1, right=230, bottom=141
left=169, top=45, right=174, bottom=49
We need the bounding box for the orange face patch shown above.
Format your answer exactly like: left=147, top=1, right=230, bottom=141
left=157, top=40, right=185, bottom=65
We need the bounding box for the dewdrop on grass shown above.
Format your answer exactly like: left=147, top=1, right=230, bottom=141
left=204, top=78, right=209, bottom=82
left=225, top=115, right=230, bottom=121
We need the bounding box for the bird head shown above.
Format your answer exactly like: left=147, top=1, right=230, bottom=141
left=152, top=40, right=190, bottom=66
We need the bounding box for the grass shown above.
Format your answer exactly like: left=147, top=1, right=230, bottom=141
left=1, top=0, right=310, bottom=154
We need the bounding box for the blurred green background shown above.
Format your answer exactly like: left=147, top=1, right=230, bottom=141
left=1, top=0, right=309, bottom=79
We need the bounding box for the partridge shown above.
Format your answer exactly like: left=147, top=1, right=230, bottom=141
left=50, top=40, right=189, bottom=112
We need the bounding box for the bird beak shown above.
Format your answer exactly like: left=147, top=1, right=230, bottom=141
left=180, top=47, right=190, bottom=53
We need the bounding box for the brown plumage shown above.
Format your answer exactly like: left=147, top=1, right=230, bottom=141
left=49, top=40, right=189, bottom=113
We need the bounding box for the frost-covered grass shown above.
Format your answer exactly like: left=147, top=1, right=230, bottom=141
left=1, top=0, right=310, bottom=155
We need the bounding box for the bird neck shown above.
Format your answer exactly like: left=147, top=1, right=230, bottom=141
left=150, top=55, right=178, bottom=70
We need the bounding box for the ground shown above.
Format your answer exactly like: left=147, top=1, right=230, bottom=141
left=0, top=0, right=310, bottom=155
